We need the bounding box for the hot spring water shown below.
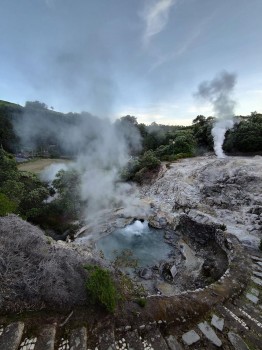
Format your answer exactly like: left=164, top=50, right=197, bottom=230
left=96, top=220, right=173, bottom=267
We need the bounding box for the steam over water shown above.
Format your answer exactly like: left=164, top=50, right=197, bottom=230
left=96, top=220, right=173, bottom=267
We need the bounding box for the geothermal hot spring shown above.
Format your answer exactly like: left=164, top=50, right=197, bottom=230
left=95, top=220, right=175, bottom=268
left=79, top=211, right=228, bottom=295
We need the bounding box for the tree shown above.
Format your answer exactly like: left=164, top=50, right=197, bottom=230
left=224, top=113, right=262, bottom=153
left=25, top=101, right=48, bottom=110
left=139, top=150, right=161, bottom=169
left=52, top=169, right=81, bottom=218
left=192, top=115, right=214, bottom=150
left=119, top=115, right=138, bottom=126
left=0, top=148, right=18, bottom=183
left=0, top=193, right=17, bottom=216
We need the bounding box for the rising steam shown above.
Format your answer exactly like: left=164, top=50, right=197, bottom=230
left=14, top=110, right=145, bottom=225
left=196, top=71, right=237, bottom=158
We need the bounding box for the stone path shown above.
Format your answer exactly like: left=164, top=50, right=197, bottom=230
left=1, top=251, right=262, bottom=349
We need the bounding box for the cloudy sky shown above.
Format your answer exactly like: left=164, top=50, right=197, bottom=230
left=1, top=0, right=262, bottom=125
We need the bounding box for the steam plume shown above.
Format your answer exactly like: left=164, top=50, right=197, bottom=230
left=196, top=71, right=237, bottom=158
left=14, top=110, right=145, bottom=224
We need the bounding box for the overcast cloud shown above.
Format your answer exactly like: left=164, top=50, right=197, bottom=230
left=0, top=0, right=262, bottom=124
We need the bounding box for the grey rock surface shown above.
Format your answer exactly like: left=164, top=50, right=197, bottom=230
left=69, top=327, right=87, bottom=350
left=250, top=288, right=259, bottom=296
left=140, top=156, right=262, bottom=247
left=182, top=330, right=200, bottom=345
left=211, top=314, right=224, bottom=331
left=253, top=270, right=262, bottom=278
left=228, top=332, right=250, bottom=350
left=34, top=324, right=56, bottom=350
left=246, top=293, right=259, bottom=304
left=0, top=322, right=24, bottom=350
left=251, top=276, right=262, bottom=286
left=165, top=335, right=183, bottom=350
left=198, top=321, right=222, bottom=347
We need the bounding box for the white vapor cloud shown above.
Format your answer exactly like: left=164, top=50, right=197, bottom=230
left=142, top=0, right=175, bottom=44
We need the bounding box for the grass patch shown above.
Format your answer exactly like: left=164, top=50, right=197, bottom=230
left=85, top=265, right=118, bottom=313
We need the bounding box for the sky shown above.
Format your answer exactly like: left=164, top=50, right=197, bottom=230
left=1, top=0, right=262, bottom=125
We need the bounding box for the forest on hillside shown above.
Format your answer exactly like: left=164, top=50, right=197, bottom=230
left=1, top=100, right=262, bottom=159
left=1, top=99, right=262, bottom=238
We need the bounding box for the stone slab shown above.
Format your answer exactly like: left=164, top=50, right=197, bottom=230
left=251, top=255, right=262, bottom=262
left=246, top=293, right=259, bottom=304
left=165, top=335, right=183, bottom=350
left=252, top=264, right=262, bottom=272
left=255, top=261, right=262, bottom=267
left=0, top=322, right=24, bottom=350
left=211, top=314, right=224, bottom=331
left=251, top=276, right=262, bottom=286
left=69, top=327, right=87, bottom=350
left=198, top=322, right=222, bottom=347
left=250, top=288, right=259, bottom=297
left=228, top=332, right=250, bottom=350
left=182, top=330, right=200, bottom=346
left=34, top=324, right=56, bottom=350
left=253, top=270, right=262, bottom=278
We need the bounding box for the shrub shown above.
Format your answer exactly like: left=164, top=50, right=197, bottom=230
left=136, top=297, right=147, bottom=307
left=220, top=224, right=227, bottom=231
left=0, top=193, right=17, bottom=216
left=139, top=150, right=161, bottom=169
left=0, top=215, right=88, bottom=313
left=85, top=265, right=118, bottom=313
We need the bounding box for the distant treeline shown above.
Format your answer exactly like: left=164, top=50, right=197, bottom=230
left=0, top=99, right=262, bottom=158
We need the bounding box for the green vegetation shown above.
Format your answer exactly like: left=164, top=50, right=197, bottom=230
left=224, top=112, right=262, bottom=153
left=0, top=193, right=17, bottom=216
left=0, top=149, right=49, bottom=219
left=85, top=265, right=118, bottom=313
left=136, top=297, right=147, bottom=308
left=0, top=98, right=262, bottom=233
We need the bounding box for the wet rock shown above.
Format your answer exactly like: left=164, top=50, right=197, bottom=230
left=161, top=263, right=174, bottom=282
left=139, top=268, right=153, bottom=280
left=170, top=265, right=178, bottom=279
